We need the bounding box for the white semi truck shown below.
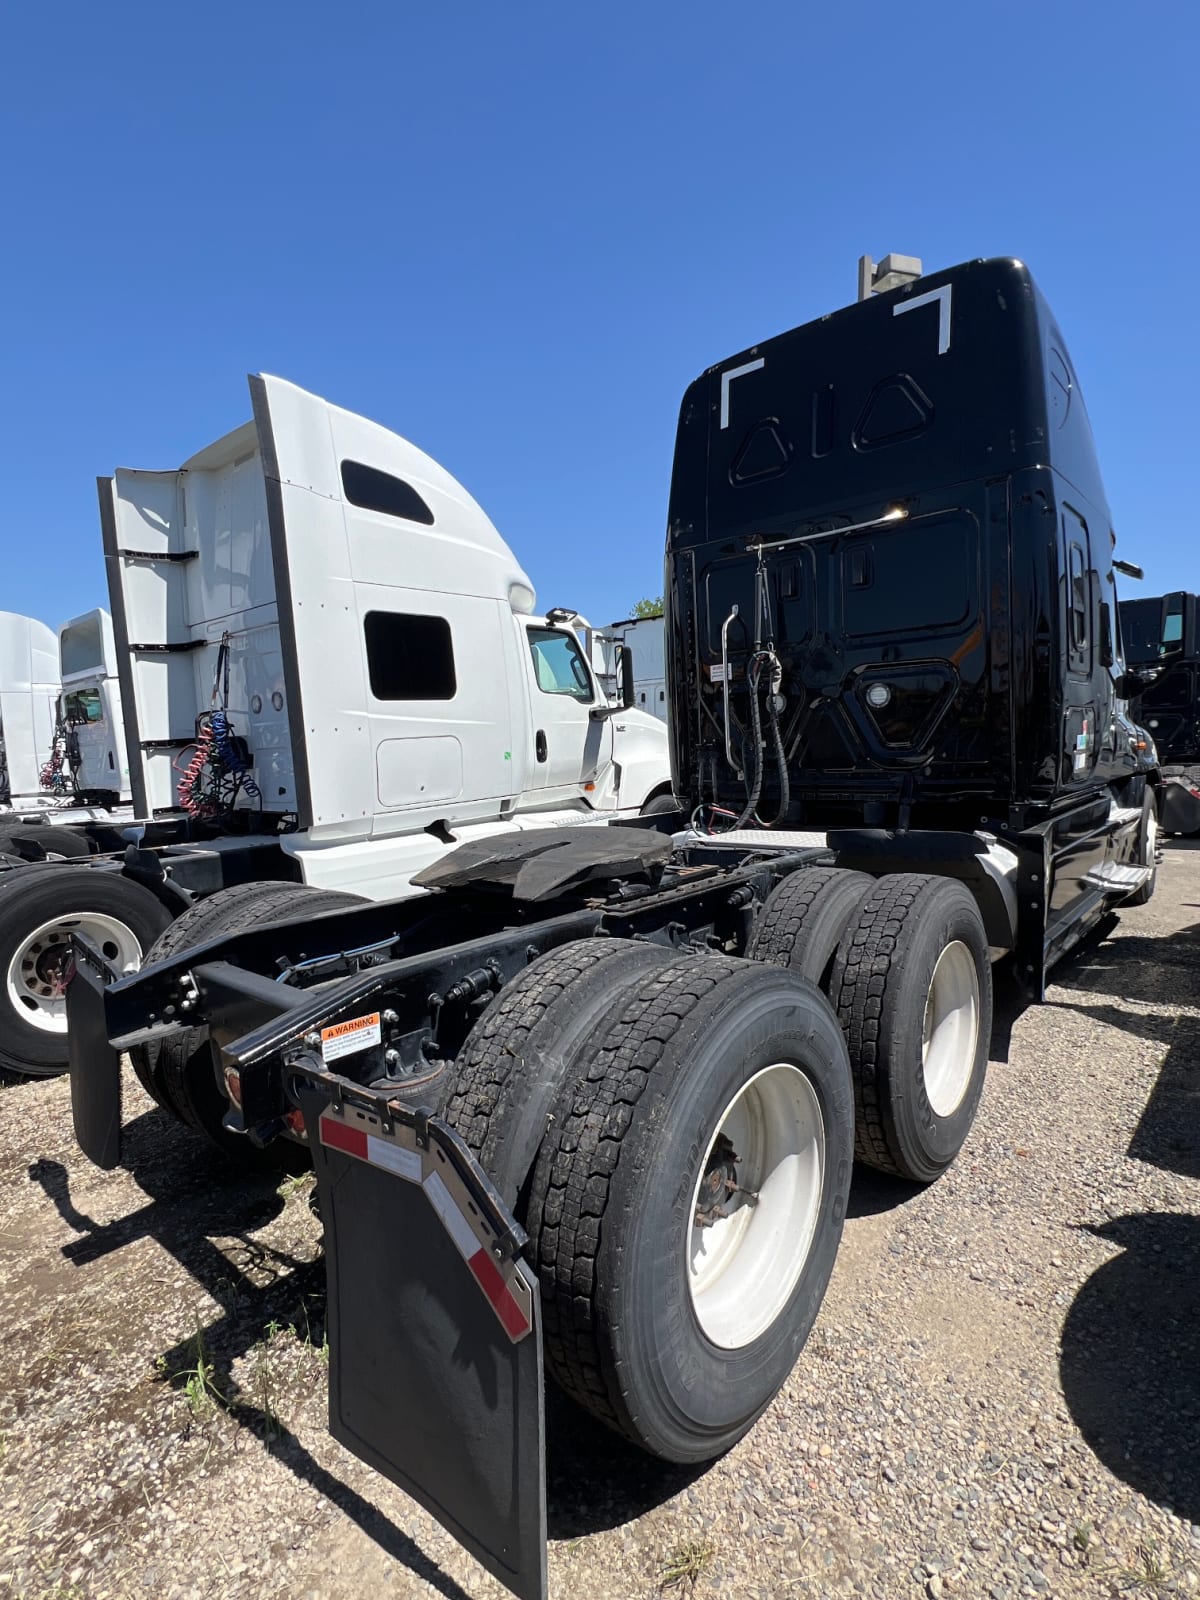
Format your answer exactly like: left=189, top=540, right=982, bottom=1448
left=0, top=374, right=672, bottom=1075
left=590, top=613, right=667, bottom=721
left=0, top=611, right=59, bottom=814
left=54, top=607, right=133, bottom=807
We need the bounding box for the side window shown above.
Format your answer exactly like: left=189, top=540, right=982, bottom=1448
left=341, top=461, right=435, bottom=527
left=1069, top=544, right=1088, bottom=661
left=1163, top=595, right=1184, bottom=647
left=364, top=612, right=456, bottom=700
left=64, top=688, right=103, bottom=724
left=527, top=627, right=594, bottom=703
left=1062, top=506, right=1093, bottom=677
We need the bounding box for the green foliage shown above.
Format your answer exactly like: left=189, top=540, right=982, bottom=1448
left=630, top=596, right=664, bottom=619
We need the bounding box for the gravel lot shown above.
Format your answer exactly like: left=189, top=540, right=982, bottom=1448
left=2, top=847, right=1198, bottom=1600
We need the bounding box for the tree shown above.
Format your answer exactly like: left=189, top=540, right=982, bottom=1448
left=630, top=596, right=664, bottom=619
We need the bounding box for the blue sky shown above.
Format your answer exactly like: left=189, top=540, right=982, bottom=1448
left=1, top=2, right=1196, bottom=633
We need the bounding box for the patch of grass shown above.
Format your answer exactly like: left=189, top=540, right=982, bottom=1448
left=156, top=1322, right=229, bottom=1421
left=1106, top=1540, right=1176, bottom=1595
left=277, top=1172, right=312, bottom=1200
left=254, top=1346, right=282, bottom=1442
left=659, top=1537, right=715, bottom=1593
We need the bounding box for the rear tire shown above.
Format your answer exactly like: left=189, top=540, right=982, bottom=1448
left=443, top=938, right=678, bottom=1209
left=748, top=867, right=875, bottom=989
left=0, top=865, right=170, bottom=1077
left=132, top=882, right=363, bottom=1163
left=526, top=955, right=853, bottom=1462
left=830, top=873, right=992, bottom=1183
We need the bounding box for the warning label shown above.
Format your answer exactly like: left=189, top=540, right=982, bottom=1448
left=320, top=1012, right=382, bottom=1063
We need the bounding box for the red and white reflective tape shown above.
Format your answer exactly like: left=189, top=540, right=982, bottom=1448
left=318, top=1113, right=532, bottom=1342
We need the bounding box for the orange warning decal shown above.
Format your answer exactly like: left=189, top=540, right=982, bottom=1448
left=320, top=1012, right=382, bottom=1063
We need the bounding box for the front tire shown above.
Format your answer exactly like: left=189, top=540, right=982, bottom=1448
left=1126, top=791, right=1159, bottom=906
left=526, top=956, right=853, bottom=1462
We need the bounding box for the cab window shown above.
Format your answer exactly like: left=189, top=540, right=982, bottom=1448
left=527, top=627, right=594, bottom=703
left=64, top=689, right=103, bottom=724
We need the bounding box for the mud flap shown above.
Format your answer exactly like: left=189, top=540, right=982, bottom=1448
left=1160, top=777, right=1200, bottom=836
left=66, top=934, right=124, bottom=1170
left=299, top=1082, right=547, bottom=1600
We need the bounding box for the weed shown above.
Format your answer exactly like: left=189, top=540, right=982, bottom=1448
left=1106, top=1540, right=1176, bottom=1594
left=659, top=1538, right=715, bottom=1593
left=1073, top=1520, right=1094, bottom=1553
left=157, top=1322, right=229, bottom=1421
left=278, top=1172, right=312, bottom=1200
left=254, top=1347, right=282, bottom=1442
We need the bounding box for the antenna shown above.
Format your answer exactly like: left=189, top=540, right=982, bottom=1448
left=858, top=253, right=923, bottom=301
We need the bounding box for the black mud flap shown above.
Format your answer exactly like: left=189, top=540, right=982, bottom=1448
left=66, top=934, right=124, bottom=1170
left=1160, top=777, right=1200, bottom=836
left=298, top=1081, right=547, bottom=1600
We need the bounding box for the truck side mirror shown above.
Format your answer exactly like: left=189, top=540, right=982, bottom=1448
left=617, top=645, right=636, bottom=710
left=1111, top=670, right=1151, bottom=700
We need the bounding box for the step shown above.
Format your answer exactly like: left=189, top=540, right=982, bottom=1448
left=1084, top=862, right=1152, bottom=892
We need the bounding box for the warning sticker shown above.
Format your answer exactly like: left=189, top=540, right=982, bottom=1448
left=321, top=1012, right=382, bottom=1063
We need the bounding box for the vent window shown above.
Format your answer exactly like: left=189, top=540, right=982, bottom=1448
left=341, top=461, right=435, bottom=526
left=364, top=612, right=456, bottom=700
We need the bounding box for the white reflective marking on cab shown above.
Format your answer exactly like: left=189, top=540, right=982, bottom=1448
left=720, top=358, right=766, bottom=429
left=892, top=284, right=953, bottom=354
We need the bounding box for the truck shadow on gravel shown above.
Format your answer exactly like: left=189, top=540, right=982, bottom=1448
left=1059, top=1211, right=1200, bottom=1527
left=29, top=1104, right=707, bottom=1566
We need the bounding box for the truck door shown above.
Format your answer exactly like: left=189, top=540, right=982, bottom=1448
left=522, top=624, right=614, bottom=801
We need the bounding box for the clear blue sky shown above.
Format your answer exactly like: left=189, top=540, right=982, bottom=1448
left=1, top=2, right=1196, bottom=633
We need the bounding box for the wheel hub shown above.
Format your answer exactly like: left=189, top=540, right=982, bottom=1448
left=694, top=1133, right=757, bottom=1227
left=24, top=934, right=73, bottom=999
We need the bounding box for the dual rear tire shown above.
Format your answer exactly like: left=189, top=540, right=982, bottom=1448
left=445, top=942, right=853, bottom=1463
left=752, top=866, right=992, bottom=1182
left=440, top=866, right=991, bottom=1464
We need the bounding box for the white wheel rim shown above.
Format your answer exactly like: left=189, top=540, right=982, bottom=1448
left=687, top=1062, right=825, bottom=1351
left=6, top=912, right=143, bottom=1035
left=921, top=940, right=981, bottom=1118
left=1144, top=811, right=1158, bottom=868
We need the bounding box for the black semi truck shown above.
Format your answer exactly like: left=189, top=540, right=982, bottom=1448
left=66, top=258, right=1158, bottom=1600
left=1120, top=591, right=1200, bottom=833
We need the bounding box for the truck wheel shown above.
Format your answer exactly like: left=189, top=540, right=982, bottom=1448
left=443, top=938, right=679, bottom=1209
left=132, top=882, right=363, bottom=1163
left=0, top=824, right=93, bottom=859
left=640, top=791, right=680, bottom=817
left=830, top=874, right=992, bottom=1183
left=526, top=956, right=853, bottom=1462
left=1126, top=791, right=1159, bottom=906
left=0, top=866, right=171, bottom=1077
left=747, top=867, right=875, bottom=989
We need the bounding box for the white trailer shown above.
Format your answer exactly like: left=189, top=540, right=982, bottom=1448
left=0, top=375, right=673, bottom=1075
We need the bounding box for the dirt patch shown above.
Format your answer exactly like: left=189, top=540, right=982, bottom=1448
left=2, top=854, right=1199, bottom=1600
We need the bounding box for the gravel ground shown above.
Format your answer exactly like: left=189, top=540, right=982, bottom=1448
left=1, top=846, right=1198, bottom=1600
